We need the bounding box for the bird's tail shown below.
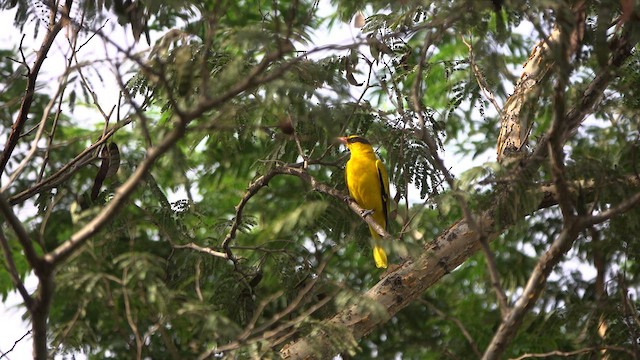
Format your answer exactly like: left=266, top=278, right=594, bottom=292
left=373, top=244, right=388, bottom=269
left=369, top=227, right=388, bottom=268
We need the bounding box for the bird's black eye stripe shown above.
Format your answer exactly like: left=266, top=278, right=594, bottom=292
left=346, top=136, right=370, bottom=145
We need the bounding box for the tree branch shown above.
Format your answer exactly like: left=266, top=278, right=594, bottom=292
left=8, top=119, right=132, bottom=205
left=199, top=247, right=335, bottom=358
left=31, top=271, right=54, bottom=360
left=479, top=237, right=510, bottom=319
left=462, top=36, right=502, bottom=116
left=579, top=191, right=640, bottom=228
left=44, top=117, right=189, bottom=266
left=0, top=228, right=33, bottom=309
left=496, top=1, right=585, bottom=162
left=173, top=242, right=229, bottom=259
left=0, top=330, right=31, bottom=360
left=122, top=266, right=143, bottom=360
left=0, top=15, right=64, bottom=175
left=413, top=27, right=509, bottom=319
left=421, top=299, right=483, bottom=358
left=482, top=221, right=582, bottom=360
left=546, top=9, right=576, bottom=220
left=220, top=169, right=281, bottom=270
left=509, top=346, right=635, bottom=360
left=0, top=193, right=43, bottom=273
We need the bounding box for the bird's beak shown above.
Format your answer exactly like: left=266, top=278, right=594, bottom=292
left=337, top=136, right=348, bottom=145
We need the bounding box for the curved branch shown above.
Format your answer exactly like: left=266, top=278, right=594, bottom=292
left=0, top=18, right=64, bottom=175
left=8, top=119, right=131, bottom=205
left=221, top=170, right=281, bottom=269
left=482, top=220, right=582, bottom=359
left=44, top=117, right=189, bottom=265
left=0, top=228, right=33, bottom=309
left=0, top=194, right=43, bottom=274
left=421, top=299, right=483, bottom=358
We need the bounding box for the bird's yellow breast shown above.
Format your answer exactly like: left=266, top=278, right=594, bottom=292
left=347, top=157, right=382, bottom=208
left=345, top=146, right=386, bottom=229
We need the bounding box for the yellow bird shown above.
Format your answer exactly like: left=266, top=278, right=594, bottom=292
left=339, top=135, right=390, bottom=268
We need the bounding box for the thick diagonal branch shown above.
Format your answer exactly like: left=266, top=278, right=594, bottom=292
left=496, top=1, right=585, bottom=162
left=482, top=221, right=582, bottom=360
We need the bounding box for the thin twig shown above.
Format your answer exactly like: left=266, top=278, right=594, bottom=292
left=157, top=324, right=182, bottom=360
left=50, top=300, right=87, bottom=356
left=509, top=346, right=635, bottom=360
left=2, top=68, right=69, bottom=191
left=0, top=330, right=32, bottom=360
left=412, top=22, right=510, bottom=318
left=38, top=11, right=85, bottom=183
left=479, top=238, right=510, bottom=318
left=546, top=18, right=575, bottom=220
left=579, top=191, right=640, bottom=227
left=173, top=242, right=229, bottom=259
left=461, top=36, right=502, bottom=116
left=113, top=64, right=153, bottom=148
left=122, top=266, right=143, bottom=360
left=618, top=273, right=640, bottom=330
left=220, top=170, right=281, bottom=271
left=0, top=194, right=43, bottom=272
left=8, top=119, right=132, bottom=205
left=0, top=17, right=64, bottom=175
left=292, top=121, right=309, bottom=168
left=421, top=299, right=482, bottom=358
left=203, top=252, right=336, bottom=357
left=194, top=257, right=204, bottom=301
left=482, top=221, right=582, bottom=360
left=0, top=229, right=33, bottom=309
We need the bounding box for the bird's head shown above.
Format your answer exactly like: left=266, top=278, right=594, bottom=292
left=337, top=135, right=371, bottom=151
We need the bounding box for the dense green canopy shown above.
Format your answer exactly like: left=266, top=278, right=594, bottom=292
left=1, top=0, right=639, bottom=359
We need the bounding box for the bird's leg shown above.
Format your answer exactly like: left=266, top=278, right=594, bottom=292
left=361, top=209, right=374, bottom=217
left=343, top=196, right=374, bottom=217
